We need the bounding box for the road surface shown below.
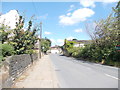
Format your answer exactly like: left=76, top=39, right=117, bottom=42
left=49, top=54, right=119, bottom=88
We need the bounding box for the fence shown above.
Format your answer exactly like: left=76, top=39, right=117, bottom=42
left=0, top=53, right=38, bottom=89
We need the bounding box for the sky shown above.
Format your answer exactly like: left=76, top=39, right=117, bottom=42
left=1, top=0, right=118, bottom=46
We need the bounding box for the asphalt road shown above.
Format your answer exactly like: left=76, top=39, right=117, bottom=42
left=49, top=54, right=119, bottom=88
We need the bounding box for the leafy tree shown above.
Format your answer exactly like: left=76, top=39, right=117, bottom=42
left=41, top=38, right=51, bottom=54
left=9, top=15, right=38, bottom=54
left=113, top=1, right=120, bottom=44
left=0, top=24, right=11, bottom=44
left=63, top=39, right=77, bottom=56
left=62, top=2, right=120, bottom=67
left=1, top=44, right=14, bottom=57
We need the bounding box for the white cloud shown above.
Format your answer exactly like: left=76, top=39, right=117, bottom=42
left=80, top=0, right=119, bottom=8
left=80, top=0, right=95, bottom=8
left=67, top=13, right=71, bottom=16
left=50, top=39, right=56, bottom=44
left=44, top=31, right=52, bottom=35
left=74, top=28, right=83, bottom=33
left=68, top=5, right=75, bottom=12
left=57, top=39, right=64, bottom=46
left=66, top=36, right=75, bottom=40
left=0, top=10, right=19, bottom=29
left=70, top=5, right=75, bottom=8
left=50, top=38, right=64, bottom=46
left=59, top=8, right=95, bottom=25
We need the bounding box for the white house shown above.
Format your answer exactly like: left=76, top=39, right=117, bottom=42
left=50, top=46, right=62, bottom=54
left=67, top=40, right=90, bottom=48
left=74, top=43, right=85, bottom=47
left=0, top=10, right=19, bottom=41
left=0, top=10, right=19, bottom=29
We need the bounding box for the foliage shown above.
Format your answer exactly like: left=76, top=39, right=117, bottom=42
left=62, top=2, right=120, bottom=67
left=41, top=38, right=51, bottom=54
left=0, top=56, right=3, bottom=63
left=63, top=39, right=77, bottom=56
left=0, top=11, right=39, bottom=64
left=9, top=16, right=38, bottom=55
left=0, top=24, right=12, bottom=44
left=0, top=44, right=14, bottom=57
left=71, top=47, right=83, bottom=58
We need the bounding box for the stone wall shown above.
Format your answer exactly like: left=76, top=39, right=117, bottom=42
left=0, top=53, right=38, bottom=89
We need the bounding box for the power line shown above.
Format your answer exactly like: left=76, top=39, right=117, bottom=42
left=31, top=1, right=43, bottom=59
left=31, top=0, right=39, bottom=17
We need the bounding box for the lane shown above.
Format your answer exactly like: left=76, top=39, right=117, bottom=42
left=49, top=54, right=118, bottom=88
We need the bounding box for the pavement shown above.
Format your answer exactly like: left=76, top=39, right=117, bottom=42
left=12, top=55, right=59, bottom=88
left=49, top=54, right=119, bottom=88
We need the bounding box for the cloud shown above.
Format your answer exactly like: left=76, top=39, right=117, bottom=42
left=74, top=28, right=83, bottom=33
left=66, top=36, right=75, bottom=40
left=59, top=8, right=95, bottom=25
left=70, top=5, right=75, bottom=8
left=67, top=13, right=71, bottom=16
left=50, top=39, right=56, bottom=44
left=50, top=39, right=64, bottom=46
left=44, top=31, right=52, bottom=35
left=80, top=0, right=119, bottom=8
left=80, top=0, right=95, bottom=8
left=68, top=5, right=75, bottom=12
left=0, top=10, right=19, bottom=29
left=57, top=39, right=64, bottom=46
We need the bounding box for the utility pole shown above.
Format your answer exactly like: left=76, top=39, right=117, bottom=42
left=39, top=22, right=42, bottom=59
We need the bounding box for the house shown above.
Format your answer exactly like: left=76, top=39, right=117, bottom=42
left=50, top=46, right=62, bottom=54
left=72, top=40, right=90, bottom=47
left=74, top=43, right=85, bottom=47
left=65, top=39, right=90, bottom=48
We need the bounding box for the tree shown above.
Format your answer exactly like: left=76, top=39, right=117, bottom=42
left=0, top=24, right=12, bottom=44
left=9, top=15, right=38, bottom=54
left=65, top=2, right=120, bottom=66
left=113, top=1, right=120, bottom=44
left=41, top=38, right=51, bottom=54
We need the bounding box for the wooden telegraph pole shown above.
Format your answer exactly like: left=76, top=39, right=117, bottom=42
left=39, top=22, right=42, bottom=59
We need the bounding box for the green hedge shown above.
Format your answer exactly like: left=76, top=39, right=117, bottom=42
left=65, top=44, right=120, bottom=67
left=0, top=44, right=14, bottom=57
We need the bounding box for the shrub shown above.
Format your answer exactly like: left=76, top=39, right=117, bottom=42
left=0, top=56, right=3, bottom=63
left=1, top=44, right=14, bottom=57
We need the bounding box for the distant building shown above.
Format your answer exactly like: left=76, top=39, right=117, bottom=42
left=67, top=39, right=90, bottom=48
left=73, top=40, right=90, bottom=47
left=50, top=46, right=62, bottom=54
left=74, top=43, right=85, bottom=47
left=0, top=10, right=19, bottom=29
left=0, top=10, right=19, bottom=42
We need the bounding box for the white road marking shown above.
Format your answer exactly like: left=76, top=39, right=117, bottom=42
left=105, top=73, right=119, bottom=80
left=94, top=64, right=118, bottom=70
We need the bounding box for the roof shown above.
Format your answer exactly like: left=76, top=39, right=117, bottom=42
left=68, top=40, right=90, bottom=43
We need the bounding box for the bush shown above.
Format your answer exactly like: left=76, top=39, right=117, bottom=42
left=64, top=42, right=120, bottom=67
left=1, top=44, right=14, bottom=57
left=0, top=56, right=3, bottom=63
left=71, top=47, right=82, bottom=58
left=25, top=50, right=34, bottom=54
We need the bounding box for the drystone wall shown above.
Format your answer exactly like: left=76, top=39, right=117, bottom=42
left=0, top=53, right=38, bottom=89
